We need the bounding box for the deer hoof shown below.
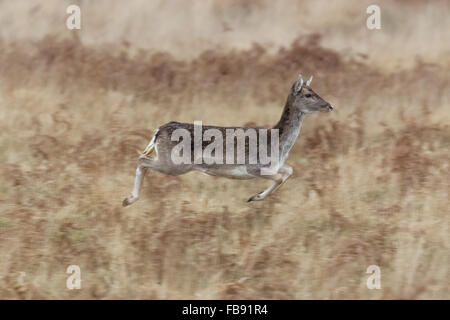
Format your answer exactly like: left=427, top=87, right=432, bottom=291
left=122, top=195, right=137, bottom=207
left=247, top=192, right=264, bottom=202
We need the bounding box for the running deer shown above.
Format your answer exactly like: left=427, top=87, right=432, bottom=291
left=123, top=74, right=333, bottom=206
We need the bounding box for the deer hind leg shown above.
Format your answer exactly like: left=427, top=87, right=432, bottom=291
left=122, top=155, right=157, bottom=207
left=247, top=165, right=293, bottom=202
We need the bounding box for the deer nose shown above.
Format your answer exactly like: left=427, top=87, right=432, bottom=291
left=328, top=104, right=333, bottom=111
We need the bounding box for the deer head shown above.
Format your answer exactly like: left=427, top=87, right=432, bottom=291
left=290, top=74, right=333, bottom=114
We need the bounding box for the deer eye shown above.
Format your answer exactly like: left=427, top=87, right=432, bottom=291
left=305, top=94, right=312, bottom=98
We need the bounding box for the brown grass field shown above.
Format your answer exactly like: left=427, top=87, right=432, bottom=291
left=0, top=0, right=449, bottom=299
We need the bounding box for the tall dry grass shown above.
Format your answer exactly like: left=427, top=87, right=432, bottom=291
left=0, top=0, right=449, bottom=299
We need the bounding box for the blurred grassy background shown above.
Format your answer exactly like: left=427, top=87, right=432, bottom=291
left=0, top=0, right=449, bottom=299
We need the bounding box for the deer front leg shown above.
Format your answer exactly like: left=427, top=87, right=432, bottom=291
left=247, top=165, right=293, bottom=202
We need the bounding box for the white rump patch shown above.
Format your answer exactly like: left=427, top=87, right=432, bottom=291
left=142, top=128, right=160, bottom=155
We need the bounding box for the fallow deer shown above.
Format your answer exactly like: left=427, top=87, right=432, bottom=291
left=123, top=74, right=333, bottom=206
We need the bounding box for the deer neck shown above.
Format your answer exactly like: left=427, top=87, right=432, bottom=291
left=273, top=100, right=305, bottom=161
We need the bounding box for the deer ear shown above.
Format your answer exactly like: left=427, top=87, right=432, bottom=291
left=306, top=75, right=313, bottom=86
left=294, top=74, right=304, bottom=93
